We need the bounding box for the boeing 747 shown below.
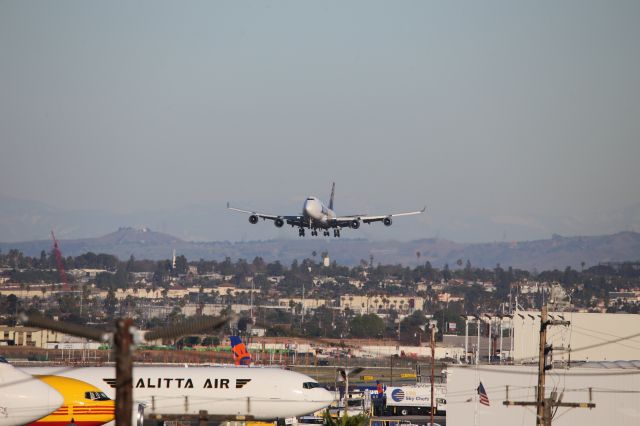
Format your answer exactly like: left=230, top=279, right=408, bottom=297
left=228, top=183, right=425, bottom=237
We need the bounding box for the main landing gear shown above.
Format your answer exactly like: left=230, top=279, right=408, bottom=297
left=300, top=228, right=341, bottom=237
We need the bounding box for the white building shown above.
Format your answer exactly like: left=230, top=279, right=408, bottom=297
left=340, top=295, right=424, bottom=314
left=277, top=298, right=330, bottom=310
left=0, top=325, right=101, bottom=349
left=513, top=310, right=640, bottom=362
left=447, top=365, right=640, bottom=426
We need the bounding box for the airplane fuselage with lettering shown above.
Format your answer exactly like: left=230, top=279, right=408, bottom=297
left=25, top=366, right=333, bottom=420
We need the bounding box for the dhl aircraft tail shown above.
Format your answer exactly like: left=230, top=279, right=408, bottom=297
left=230, top=335, right=252, bottom=366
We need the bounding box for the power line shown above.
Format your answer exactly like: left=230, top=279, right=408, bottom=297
left=470, top=365, right=640, bottom=376
left=556, top=331, right=640, bottom=355
left=567, top=326, right=640, bottom=351
left=502, top=329, right=640, bottom=365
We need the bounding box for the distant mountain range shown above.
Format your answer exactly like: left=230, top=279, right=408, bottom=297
left=1, top=227, right=639, bottom=271
left=2, top=193, right=640, bottom=245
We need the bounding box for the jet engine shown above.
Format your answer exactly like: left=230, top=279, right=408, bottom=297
left=274, top=218, right=284, bottom=228
left=249, top=215, right=259, bottom=224
left=383, top=217, right=393, bottom=226
left=350, top=220, right=361, bottom=229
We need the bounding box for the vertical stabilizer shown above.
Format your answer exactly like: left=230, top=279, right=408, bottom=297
left=230, top=336, right=252, bottom=365
left=329, top=182, right=335, bottom=210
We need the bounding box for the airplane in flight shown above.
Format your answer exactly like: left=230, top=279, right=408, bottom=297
left=24, top=365, right=334, bottom=422
left=228, top=183, right=425, bottom=237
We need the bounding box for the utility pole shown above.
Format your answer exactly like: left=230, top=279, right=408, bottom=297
left=503, top=305, right=594, bottom=425
left=487, top=316, right=492, bottom=363
left=114, top=318, right=133, bottom=426
left=476, top=316, right=480, bottom=364
left=535, top=305, right=549, bottom=424
left=464, top=316, right=469, bottom=363
left=429, top=320, right=438, bottom=426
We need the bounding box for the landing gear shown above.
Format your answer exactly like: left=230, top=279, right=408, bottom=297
left=298, top=228, right=305, bottom=237
left=311, top=230, right=318, bottom=236
left=334, top=229, right=341, bottom=238
left=323, top=230, right=330, bottom=237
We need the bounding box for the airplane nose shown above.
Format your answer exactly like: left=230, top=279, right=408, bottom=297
left=30, top=379, right=64, bottom=421
left=48, top=386, right=64, bottom=413
left=304, top=201, right=316, bottom=217
left=305, top=387, right=335, bottom=408
left=320, top=387, right=335, bottom=405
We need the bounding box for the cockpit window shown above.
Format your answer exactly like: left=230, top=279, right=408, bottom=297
left=307, top=197, right=314, bottom=200
left=85, top=391, right=111, bottom=401
left=303, top=382, right=320, bottom=389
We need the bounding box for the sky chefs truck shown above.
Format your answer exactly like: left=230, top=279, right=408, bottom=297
left=382, top=385, right=446, bottom=416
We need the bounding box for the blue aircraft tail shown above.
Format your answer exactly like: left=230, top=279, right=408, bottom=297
left=230, top=336, right=251, bottom=366
left=329, top=182, right=335, bottom=210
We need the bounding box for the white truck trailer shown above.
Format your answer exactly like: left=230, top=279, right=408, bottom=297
left=380, top=385, right=446, bottom=416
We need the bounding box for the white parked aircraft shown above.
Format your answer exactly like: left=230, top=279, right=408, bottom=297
left=228, top=183, right=425, bottom=237
left=25, top=365, right=334, bottom=422
left=0, top=360, right=64, bottom=426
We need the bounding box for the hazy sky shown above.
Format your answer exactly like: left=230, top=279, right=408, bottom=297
left=1, top=1, right=639, bottom=242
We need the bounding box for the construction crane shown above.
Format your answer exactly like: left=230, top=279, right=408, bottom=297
left=51, top=230, right=70, bottom=291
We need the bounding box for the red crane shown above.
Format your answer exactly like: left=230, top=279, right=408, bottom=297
left=51, top=230, right=70, bottom=291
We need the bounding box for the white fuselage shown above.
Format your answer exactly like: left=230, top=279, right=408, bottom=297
left=0, top=363, right=64, bottom=426
left=25, top=366, right=334, bottom=420
left=303, top=197, right=336, bottom=225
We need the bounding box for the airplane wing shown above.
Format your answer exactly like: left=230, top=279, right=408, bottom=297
left=227, top=203, right=307, bottom=227
left=334, top=206, right=426, bottom=226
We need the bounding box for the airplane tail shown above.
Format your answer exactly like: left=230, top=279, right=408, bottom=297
left=230, top=336, right=252, bottom=366
left=329, top=182, right=335, bottom=210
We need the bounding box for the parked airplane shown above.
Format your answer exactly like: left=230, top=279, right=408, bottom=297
left=30, top=375, right=115, bottom=426
left=25, top=366, right=334, bottom=421
left=0, top=360, right=63, bottom=426
left=228, top=183, right=425, bottom=237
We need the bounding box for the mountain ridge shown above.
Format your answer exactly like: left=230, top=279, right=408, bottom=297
left=1, top=227, right=638, bottom=271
